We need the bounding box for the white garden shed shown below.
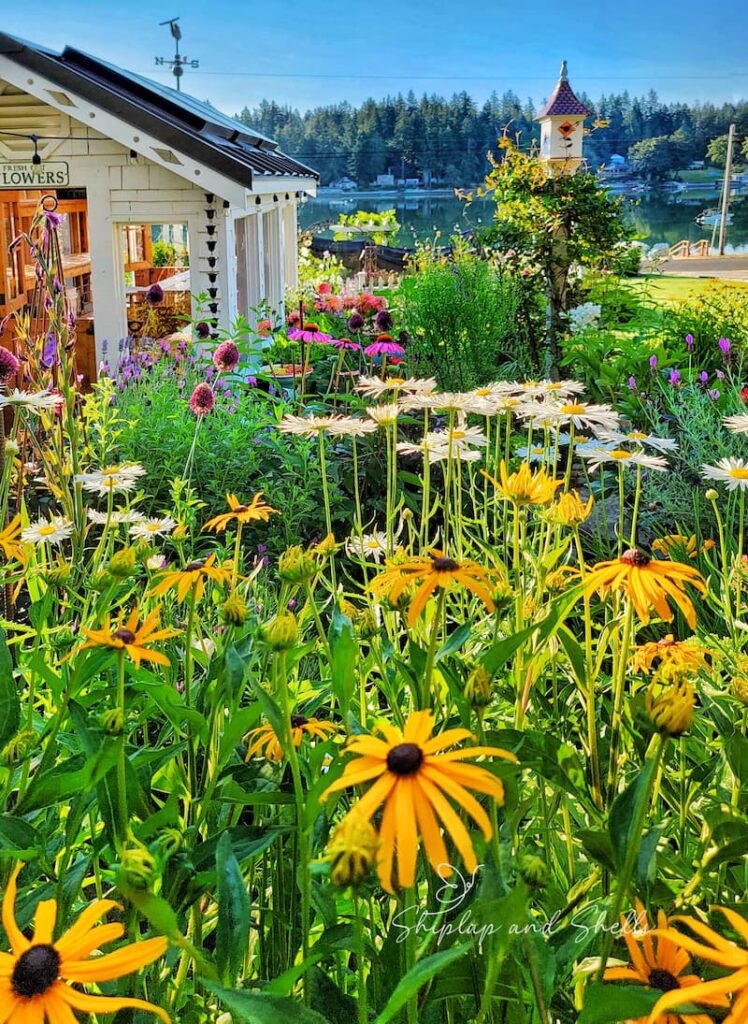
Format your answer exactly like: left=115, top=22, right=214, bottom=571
left=0, top=32, right=318, bottom=371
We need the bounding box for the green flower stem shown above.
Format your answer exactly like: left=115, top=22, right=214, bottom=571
left=183, top=587, right=199, bottom=825
left=402, top=884, right=418, bottom=1024
left=231, top=521, right=244, bottom=588
left=574, top=529, right=602, bottom=810
left=276, top=653, right=311, bottom=1003
left=115, top=650, right=129, bottom=848
left=421, top=588, right=446, bottom=709
left=709, top=493, right=734, bottom=633
left=606, top=600, right=635, bottom=802
left=596, top=733, right=667, bottom=981
left=353, top=893, right=368, bottom=1024
left=628, top=466, right=643, bottom=547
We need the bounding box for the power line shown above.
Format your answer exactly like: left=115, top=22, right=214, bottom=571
left=133, top=68, right=748, bottom=83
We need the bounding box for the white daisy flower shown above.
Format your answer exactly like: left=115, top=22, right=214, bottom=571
left=578, top=447, right=669, bottom=474
left=701, top=457, right=748, bottom=491
left=356, top=375, right=436, bottom=398
left=547, top=401, right=620, bottom=432
left=515, top=443, right=553, bottom=464
left=401, top=392, right=494, bottom=415
left=723, top=414, right=748, bottom=436
left=22, top=515, right=73, bottom=546
left=346, top=531, right=388, bottom=562
left=130, top=516, right=178, bottom=541
left=0, top=389, right=64, bottom=412
left=366, top=404, right=400, bottom=426
left=597, top=429, right=678, bottom=453
left=87, top=508, right=145, bottom=526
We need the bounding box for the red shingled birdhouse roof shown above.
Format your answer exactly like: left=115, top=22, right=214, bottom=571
left=535, top=79, right=592, bottom=119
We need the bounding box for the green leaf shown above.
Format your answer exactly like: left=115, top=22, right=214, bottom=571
left=328, top=607, right=356, bottom=716
left=373, top=943, right=473, bottom=1024
left=436, top=622, right=471, bottom=662
left=0, top=628, right=19, bottom=747
left=608, top=759, right=656, bottom=872
left=204, top=983, right=332, bottom=1023
left=215, top=833, right=250, bottom=985
left=578, top=982, right=692, bottom=1023
left=0, top=815, right=38, bottom=855
left=480, top=625, right=536, bottom=676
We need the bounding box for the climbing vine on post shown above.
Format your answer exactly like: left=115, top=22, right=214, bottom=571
left=462, top=137, right=628, bottom=374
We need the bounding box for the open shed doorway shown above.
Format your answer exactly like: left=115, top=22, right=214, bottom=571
left=121, top=222, right=192, bottom=343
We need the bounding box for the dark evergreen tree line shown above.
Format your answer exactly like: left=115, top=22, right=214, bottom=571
left=236, top=89, right=748, bottom=186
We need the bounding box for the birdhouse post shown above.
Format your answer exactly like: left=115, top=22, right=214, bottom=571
left=535, top=61, right=591, bottom=175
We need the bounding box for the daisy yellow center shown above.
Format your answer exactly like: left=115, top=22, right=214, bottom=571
left=432, top=556, right=460, bottom=572
left=561, top=404, right=586, bottom=414
left=545, top=383, right=563, bottom=391
left=532, top=447, right=545, bottom=455
left=38, top=525, right=57, bottom=536
left=12, top=944, right=60, bottom=997
left=609, top=449, right=633, bottom=460
left=451, top=431, right=466, bottom=440
left=728, top=468, right=748, bottom=480
left=389, top=378, right=405, bottom=386
left=629, top=431, right=648, bottom=440
left=648, top=968, right=680, bottom=992
left=364, top=540, right=381, bottom=549
left=113, top=629, right=136, bottom=644
left=475, top=388, right=491, bottom=395
left=575, top=436, right=591, bottom=444
left=386, top=742, right=423, bottom=775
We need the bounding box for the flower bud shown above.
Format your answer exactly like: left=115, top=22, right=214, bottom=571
left=464, top=666, right=492, bottom=708
left=100, top=708, right=124, bottom=736
left=221, top=592, right=249, bottom=626
left=357, top=608, right=379, bottom=639
left=312, top=533, right=337, bottom=558
left=705, top=488, right=719, bottom=502
left=339, top=598, right=360, bottom=621
left=260, top=613, right=300, bottom=651
left=119, top=846, right=158, bottom=891
left=108, top=547, right=137, bottom=578
left=155, top=827, right=183, bottom=858
left=518, top=853, right=548, bottom=889
left=278, top=545, right=316, bottom=583
left=42, top=563, right=72, bottom=587
left=2, top=727, right=37, bottom=766
left=326, top=811, right=379, bottom=888
left=645, top=678, right=695, bottom=737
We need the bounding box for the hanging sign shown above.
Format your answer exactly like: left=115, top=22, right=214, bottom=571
left=0, top=162, right=70, bottom=187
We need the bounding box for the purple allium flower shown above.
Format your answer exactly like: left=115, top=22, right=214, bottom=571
left=708, top=389, right=721, bottom=400
left=685, top=333, right=694, bottom=350
left=145, top=283, right=164, bottom=307
left=699, top=370, right=709, bottom=384
left=375, top=309, right=394, bottom=331
left=347, top=312, right=365, bottom=332
left=287, top=598, right=297, bottom=611
left=628, top=375, right=637, bottom=391
left=195, top=321, right=211, bottom=340
left=669, top=369, right=681, bottom=386
left=716, top=370, right=725, bottom=380
left=189, top=382, right=215, bottom=416
left=719, top=337, right=731, bottom=355
left=649, top=354, right=657, bottom=372
left=0, top=346, right=19, bottom=383
left=213, top=340, right=239, bottom=372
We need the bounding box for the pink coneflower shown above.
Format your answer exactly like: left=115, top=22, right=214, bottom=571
left=257, top=318, right=272, bottom=336
left=145, top=283, right=164, bottom=307
left=364, top=334, right=404, bottom=358
left=288, top=322, right=333, bottom=344
left=189, top=382, right=215, bottom=416
left=0, top=346, right=20, bottom=384
left=331, top=337, right=361, bottom=350
left=213, top=340, right=240, bottom=372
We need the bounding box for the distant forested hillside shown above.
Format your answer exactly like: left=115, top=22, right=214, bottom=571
left=236, top=90, right=748, bottom=185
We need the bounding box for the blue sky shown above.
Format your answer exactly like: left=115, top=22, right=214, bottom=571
left=3, top=0, right=747, bottom=114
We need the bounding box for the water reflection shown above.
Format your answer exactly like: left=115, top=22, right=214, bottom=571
left=300, top=192, right=748, bottom=253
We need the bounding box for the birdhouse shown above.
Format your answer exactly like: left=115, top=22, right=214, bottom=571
left=535, top=61, right=591, bottom=175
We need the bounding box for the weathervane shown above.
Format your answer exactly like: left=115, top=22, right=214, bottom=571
left=155, top=18, right=198, bottom=91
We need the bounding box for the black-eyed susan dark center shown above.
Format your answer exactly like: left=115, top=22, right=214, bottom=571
left=113, top=629, right=136, bottom=644
left=12, top=943, right=61, bottom=997
left=233, top=504, right=249, bottom=513
left=621, top=548, right=651, bottom=567
left=648, top=968, right=680, bottom=992
left=291, top=714, right=309, bottom=728
left=387, top=743, right=423, bottom=775
left=184, top=560, right=205, bottom=572
left=431, top=557, right=460, bottom=573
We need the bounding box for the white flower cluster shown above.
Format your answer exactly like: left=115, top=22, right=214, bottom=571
left=567, top=302, right=602, bottom=333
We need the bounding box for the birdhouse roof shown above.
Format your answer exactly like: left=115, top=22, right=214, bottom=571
left=535, top=79, right=592, bottom=119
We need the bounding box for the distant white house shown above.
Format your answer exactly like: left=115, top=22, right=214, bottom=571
left=689, top=160, right=706, bottom=170
left=0, top=32, right=318, bottom=371
left=375, top=172, right=395, bottom=187
left=329, top=176, right=357, bottom=191
left=605, top=154, right=629, bottom=175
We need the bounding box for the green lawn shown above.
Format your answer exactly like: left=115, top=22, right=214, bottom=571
left=624, top=273, right=748, bottom=305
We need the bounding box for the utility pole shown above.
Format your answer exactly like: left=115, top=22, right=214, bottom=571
left=718, top=123, right=736, bottom=256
